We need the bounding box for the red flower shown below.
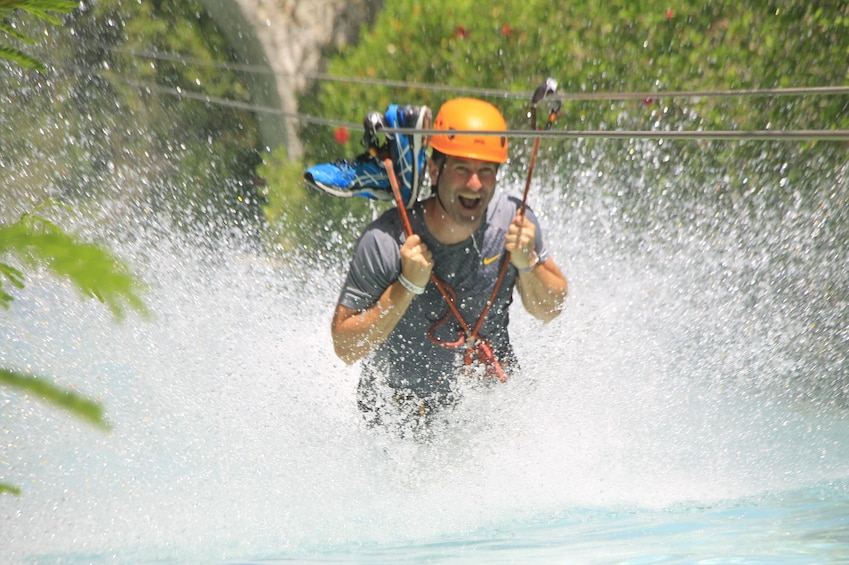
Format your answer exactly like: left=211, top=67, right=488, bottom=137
left=500, top=24, right=512, bottom=36
left=454, top=26, right=470, bottom=39
left=333, top=126, right=350, bottom=144
left=665, top=9, right=674, bottom=19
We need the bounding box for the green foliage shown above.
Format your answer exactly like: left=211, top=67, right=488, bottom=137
left=1, top=0, right=138, bottom=500
left=0, top=483, right=22, bottom=496
left=0, top=212, right=149, bottom=319
left=298, top=0, right=849, bottom=150
left=84, top=0, right=265, bottom=229
left=1, top=209, right=149, bottom=495
left=0, top=44, right=42, bottom=70
left=285, top=0, right=849, bottom=248
left=1, top=358, right=112, bottom=497
left=0, top=369, right=110, bottom=429
left=260, top=148, right=312, bottom=235
left=1, top=0, right=264, bottom=233
left=0, top=0, right=75, bottom=71
left=0, top=261, right=24, bottom=308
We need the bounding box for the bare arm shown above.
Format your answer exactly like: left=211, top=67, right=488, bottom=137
left=505, top=213, right=568, bottom=323
left=331, top=234, right=433, bottom=364
left=332, top=283, right=419, bottom=364
left=515, top=257, right=568, bottom=323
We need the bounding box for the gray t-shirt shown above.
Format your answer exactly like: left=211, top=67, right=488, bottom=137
left=338, top=192, right=549, bottom=398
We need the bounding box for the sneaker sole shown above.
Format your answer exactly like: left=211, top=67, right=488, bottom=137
left=304, top=173, right=393, bottom=201
left=408, top=106, right=431, bottom=209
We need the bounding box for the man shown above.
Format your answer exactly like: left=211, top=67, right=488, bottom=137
left=305, top=99, right=567, bottom=429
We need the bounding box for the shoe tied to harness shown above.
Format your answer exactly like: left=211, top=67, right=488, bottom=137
left=303, top=104, right=430, bottom=209
left=303, top=152, right=393, bottom=201
left=382, top=104, right=431, bottom=209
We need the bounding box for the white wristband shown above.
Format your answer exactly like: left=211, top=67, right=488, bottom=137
left=398, top=273, right=426, bottom=295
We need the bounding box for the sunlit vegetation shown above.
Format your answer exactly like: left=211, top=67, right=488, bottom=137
left=261, top=0, right=849, bottom=249
left=0, top=0, right=75, bottom=70
left=298, top=0, right=849, bottom=146
left=0, top=211, right=148, bottom=496
left=1, top=0, right=264, bottom=232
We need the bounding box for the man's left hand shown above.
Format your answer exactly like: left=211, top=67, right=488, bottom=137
left=506, top=213, right=537, bottom=270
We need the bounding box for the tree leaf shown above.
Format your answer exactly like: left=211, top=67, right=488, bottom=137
left=0, top=214, right=149, bottom=321
left=0, top=45, right=46, bottom=71
left=0, top=483, right=22, bottom=496
left=0, top=369, right=111, bottom=430
left=0, top=0, right=76, bottom=70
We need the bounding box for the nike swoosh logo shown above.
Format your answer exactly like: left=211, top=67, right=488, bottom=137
left=482, top=253, right=502, bottom=265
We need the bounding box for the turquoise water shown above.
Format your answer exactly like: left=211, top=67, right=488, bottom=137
left=3, top=139, right=848, bottom=563
left=291, top=485, right=849, bottom=563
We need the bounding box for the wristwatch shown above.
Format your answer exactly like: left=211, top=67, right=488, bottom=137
left=517, top=252, right=539, bottom=273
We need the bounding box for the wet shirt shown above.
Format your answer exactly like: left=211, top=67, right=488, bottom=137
left=337, top=192, right=549, bottom=398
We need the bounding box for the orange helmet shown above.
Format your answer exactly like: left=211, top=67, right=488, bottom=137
left=430, top=98, right=508, bottom=163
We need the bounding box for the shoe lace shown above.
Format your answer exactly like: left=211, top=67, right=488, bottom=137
left=362, top=111, right=391, bottom=155
left=332, top=151, right=381, bottom=168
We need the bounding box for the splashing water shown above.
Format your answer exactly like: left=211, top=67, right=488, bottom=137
left=2, top=138, right=849, bottom=562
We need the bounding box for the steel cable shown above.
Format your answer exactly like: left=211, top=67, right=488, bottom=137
left=47, top=55, right=849, bottom=142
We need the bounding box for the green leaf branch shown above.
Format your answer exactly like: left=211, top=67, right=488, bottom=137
left=0, top=0, right=75, bottom=71
left=0, top=213, right=149, bottom=319
left=1, top=211, right=149, bottom=496
left=0, top=369, right=110, bottom=429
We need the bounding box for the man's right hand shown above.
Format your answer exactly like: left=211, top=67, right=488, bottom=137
left=331, top=235, right=434, bottom=364
left=400, top=234, right=433, bottom=288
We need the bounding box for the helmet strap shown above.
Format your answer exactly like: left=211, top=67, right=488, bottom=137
left=435, top=183, right=449, bottom=214
left=431, top=153, right=449, bottom=212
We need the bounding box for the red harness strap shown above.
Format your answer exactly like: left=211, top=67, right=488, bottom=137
left=423, top=265, right=510, bottom=382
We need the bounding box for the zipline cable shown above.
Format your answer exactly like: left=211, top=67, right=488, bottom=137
left=106, top=75, right=849, bottom=142
left=104, top=47, right=849, bottom=103
left=50, top=64, right=849, bottom=142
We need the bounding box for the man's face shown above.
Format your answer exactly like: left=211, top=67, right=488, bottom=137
left=430, top=155, right=499, bottom=228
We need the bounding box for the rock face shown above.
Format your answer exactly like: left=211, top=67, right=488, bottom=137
left=199, top=0, right=381, bottom=159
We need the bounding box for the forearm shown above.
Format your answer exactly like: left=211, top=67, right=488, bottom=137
left=331, top=281, right=416, bottom=364
left=517, top=258, right=568, bottom=323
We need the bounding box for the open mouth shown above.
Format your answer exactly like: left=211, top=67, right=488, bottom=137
left=458, top=195, right=481, bottom=210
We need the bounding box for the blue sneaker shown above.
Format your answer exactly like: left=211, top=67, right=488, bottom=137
left=304, top=105, right=430, bottom=208
left=384, top=104, right=431, bottom=209
left=303, top=152, right=393, bottom=201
